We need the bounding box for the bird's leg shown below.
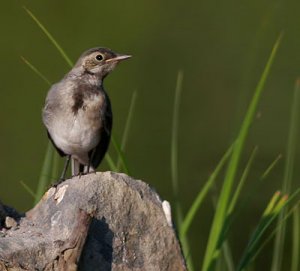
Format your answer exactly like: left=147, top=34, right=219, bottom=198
left=50, top=155, right=71, bottom=187
left=86, top=159, right=92, bottom=174
left=59, top=155, right=71, bottom=181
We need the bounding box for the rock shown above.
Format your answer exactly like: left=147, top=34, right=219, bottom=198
left=0, top=172, right=187, bottom=271
left=4, top=217, right=17, bottom=229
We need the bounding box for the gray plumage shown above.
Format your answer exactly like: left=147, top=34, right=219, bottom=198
left=42, top=47, right=131, bottom=180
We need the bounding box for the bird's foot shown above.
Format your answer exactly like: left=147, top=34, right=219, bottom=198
left=71, top=172, right=83, bottom=179
left=71, top=170, right=96, bottom=179
left=47, top=178, right=65, bottom=190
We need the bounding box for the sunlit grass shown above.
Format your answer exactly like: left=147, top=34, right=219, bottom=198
left=20, top=180, right=36, bottom=199
left=170, top=71, right=195, bottom=271
left=180, top=144, right=233, bottom=239
left=116, top=90, right=137, bottom=172
left=237, top=191, right=289, bottom=271
left=20, top=56, right=51, bottom=86
left=35, top=142, right=54, bottom=204
left=24, top=6, right=73, bottom=68
left=201, top=33, right=283, bottom=271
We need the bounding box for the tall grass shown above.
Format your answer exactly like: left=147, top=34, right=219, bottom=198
left=171, top=70, right=183, bottom=222
left=201, top=34, right=282, bottom=271
left=22, top=8, right=300, bottom=271
left=271, top=78, right=300, bottom=270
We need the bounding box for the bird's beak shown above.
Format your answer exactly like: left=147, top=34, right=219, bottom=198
left=106, top=54, right=132, bottom=63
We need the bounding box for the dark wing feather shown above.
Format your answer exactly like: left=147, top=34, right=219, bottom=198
left=89, top=93, right=113, bottom=169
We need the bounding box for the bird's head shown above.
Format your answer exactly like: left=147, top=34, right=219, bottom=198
left=73, top=47, right=131, bottom=79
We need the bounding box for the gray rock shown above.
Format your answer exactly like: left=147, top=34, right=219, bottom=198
left=0, top=172, right=187, bottom=271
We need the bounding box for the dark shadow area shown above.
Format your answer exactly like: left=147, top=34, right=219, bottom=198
left=79, top=217, right=113, bottom=271
left=0, top=201, right=23, bottom=229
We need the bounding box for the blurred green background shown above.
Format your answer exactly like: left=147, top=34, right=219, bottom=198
left=1, top=0, right=300, bottom=269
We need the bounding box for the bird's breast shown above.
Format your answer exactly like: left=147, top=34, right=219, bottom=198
left=48, top=93, right=105, bottom=155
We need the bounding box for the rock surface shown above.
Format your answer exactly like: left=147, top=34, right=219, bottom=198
left=0, top=172, right=187, bottom=271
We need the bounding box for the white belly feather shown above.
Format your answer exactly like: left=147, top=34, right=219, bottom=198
left=47, top=93, right=103, bottom=163
left=51, top=114, right=100, bottom=154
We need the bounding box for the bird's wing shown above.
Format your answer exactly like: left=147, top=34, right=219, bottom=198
left=89, top=94, right=113, bottom=169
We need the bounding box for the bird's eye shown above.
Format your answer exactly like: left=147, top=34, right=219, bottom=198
left=95, top=54, right=104, bottom=61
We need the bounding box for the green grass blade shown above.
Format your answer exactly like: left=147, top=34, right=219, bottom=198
left=51, top=153, right=60, bottom=181
left=263, top=191, right=282, bottom=216
left=271, top=78, right=300, bottom=271
left=227, top=146, right=258, bottom=215
left=220, top=147, right=258, bottom=271
left=111, top=136, right=130, bottom=174
left=180, top=144, right=233, bottom=238
left=24, top=7, right=73, bottom=67
left=117, top=91, right=137, bottom=171
left=170, top=71, right=194, bottom=270
left=260, top=154, right=282, bottom=181
left=178, top=205, right=195, bottom=271
left=170, top=69, right=183, bottom=238
left=21, top=56, right=60, bottom=184
left=291, top=206, right=300, bottom=271
left=250, top=202, right=300, bottom=267
left=238, top=188, right=300, bottom=271
left=237, top=193, right=289, bottom=271
left=215, top=256, right=223, bottom=271
left=283, top=79, right=300, bottom=191
left=105, top=152, right=118, bottom=172
left=20, top=180, right=36, bottom=199
left=35, top=142, right=54, bottom=204
left=171, top=70, right=183, bottom=206
left=239, top=188, right=300, bottom=270
left=211, top=186, right=235, bottom=271
left=222, top=240, right=235, bottom=271
left=201, top=34, right=282, bottom=271
left=21, top=56, right=51, bottom=86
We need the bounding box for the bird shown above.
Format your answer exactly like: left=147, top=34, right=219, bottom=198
left=42, top=47, right=131, bottom=182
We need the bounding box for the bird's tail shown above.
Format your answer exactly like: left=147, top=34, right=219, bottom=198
left=71, top=158, right=94, bottom=176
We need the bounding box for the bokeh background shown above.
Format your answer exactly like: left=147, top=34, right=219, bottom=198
left=1, top=0, right=300, bottom=269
